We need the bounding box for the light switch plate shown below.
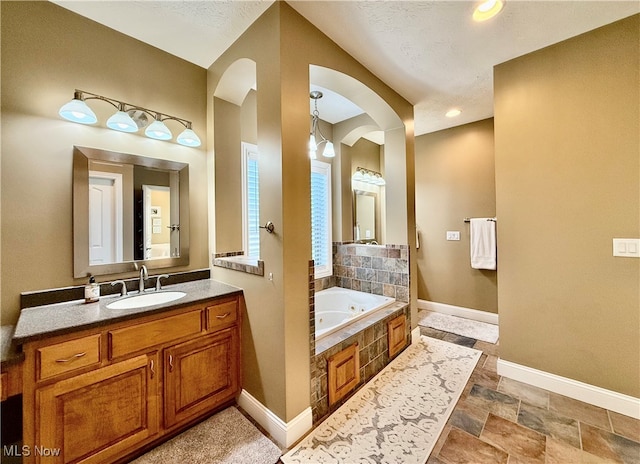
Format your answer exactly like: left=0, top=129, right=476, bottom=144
left=446, top=231, right=460, bottom=241
left=613, top=238, right=640, bottom=257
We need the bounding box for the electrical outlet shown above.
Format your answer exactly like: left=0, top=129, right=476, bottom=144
left=446, top=231, right=460, bottom=241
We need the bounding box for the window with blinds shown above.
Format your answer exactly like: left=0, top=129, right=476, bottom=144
left=311, top=160, right=332, bottom=278
left=242, top=143, right=260, bottom=258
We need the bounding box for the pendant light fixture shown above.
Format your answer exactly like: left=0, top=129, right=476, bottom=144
left=309, top=91, right=335, bottom=159
left=59, top=89, right=201, bottom=147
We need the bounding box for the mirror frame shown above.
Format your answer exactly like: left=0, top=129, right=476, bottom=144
left=73, top=145, right=189, bottom=278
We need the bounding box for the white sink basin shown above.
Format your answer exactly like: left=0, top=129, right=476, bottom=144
left=106, top=291, right=186, bottom=310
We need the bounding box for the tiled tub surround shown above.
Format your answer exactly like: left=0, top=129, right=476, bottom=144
left=333, top=243, right=409, bottom=303
left=311, top=303, right=411, bottom=423
left=308, top=243, right=411, bottom=424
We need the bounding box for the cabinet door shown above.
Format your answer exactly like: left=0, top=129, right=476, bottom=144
left=388, top=314, right=407, bottom=358
left=35, top=353, right=159, bottom=464
left=164, top=328, right=239, bottom=428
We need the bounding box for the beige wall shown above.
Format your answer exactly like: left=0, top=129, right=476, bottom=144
left=415, top=119, right=498, bottom=313
left=495, top=15, right=639, bottom=397
left=0, top=2, right=208, bottom=325
left=208, top=2, right=415, bottom=423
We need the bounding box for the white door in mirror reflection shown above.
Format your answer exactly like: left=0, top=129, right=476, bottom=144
left=89, top=172, right=123, bottom=265
left=143, top=185, right=171, bottom=259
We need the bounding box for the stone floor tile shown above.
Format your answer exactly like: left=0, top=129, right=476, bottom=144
left=468, top=365, right=501, bottom=390
left=546, top=437, right=617, bottom=464
left=517, top=402, right=580, bottom=448
left=442, top=332, right=477, bottom=348
left=498, top=377, right=549, bottom=409
left=438, top=427, right=508, bottom=464
left=609, top=412, right=640, bottom=443
left=467, top=384, right=520, bottom=422
left=431, top=424, right=452, bottom=457
left=448, top=409, right=485, bottom=437
left=474, top=339, right=500, bottom=357
left=482, top=354, right=499, bottom=373
left=581, top=423, right=640, bottom=464
left=480, top=413, right=546, bottom=462
left=549, top=392, right=612, bottom=430
left=419, top=326, right=448, bottom=340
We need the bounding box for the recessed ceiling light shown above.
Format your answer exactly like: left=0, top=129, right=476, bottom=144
left=445, top=109, right=462, bottom=118
left=473, top=0, right=505, bottom=22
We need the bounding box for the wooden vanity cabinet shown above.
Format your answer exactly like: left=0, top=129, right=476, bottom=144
left=21, top=294, right=241, bottom=464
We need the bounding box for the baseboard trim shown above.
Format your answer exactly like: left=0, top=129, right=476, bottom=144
left=411, top=326, right=421, bottom=344
left=497, top=359, right=640, bottom=419
left=238, top=389, right=313, bottom=448
left=418, top=299, right=499, bottom=325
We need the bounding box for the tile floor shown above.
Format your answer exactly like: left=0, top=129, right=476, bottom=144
left=420, top=325, right=640, bottom=464
left=271, top=321, right=640, bottom=464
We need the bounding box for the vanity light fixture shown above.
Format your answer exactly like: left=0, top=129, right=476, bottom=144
left=59, top=89, right=201, bottom=147
left=473, top=0, right=505, bottom=22
left=309, top=91, right=335, bottom=159
left=352, top=167, right=386, bottom=186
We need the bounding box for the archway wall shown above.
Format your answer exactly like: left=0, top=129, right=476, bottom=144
left=207, top=1, right=416, bottom=426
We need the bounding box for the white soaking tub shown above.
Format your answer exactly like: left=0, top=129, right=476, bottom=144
left=314, top=287, right=395, bottom=341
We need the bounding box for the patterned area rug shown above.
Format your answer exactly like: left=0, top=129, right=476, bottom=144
left=282, top=336, right=481, bottom=464
left=131, top=406, right=282, bottom=464
left=418, top=310, right=499, bottom=343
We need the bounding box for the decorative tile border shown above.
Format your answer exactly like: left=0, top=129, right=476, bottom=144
left=213, top=251, right=264, bottom=276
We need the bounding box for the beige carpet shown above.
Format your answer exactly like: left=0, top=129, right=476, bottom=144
left=131, top=406, right=282, bottom=464
left=282, top=336, right=481, bottom=464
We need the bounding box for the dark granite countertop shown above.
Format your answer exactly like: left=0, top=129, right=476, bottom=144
left=13, top=279, right=243, bottom=345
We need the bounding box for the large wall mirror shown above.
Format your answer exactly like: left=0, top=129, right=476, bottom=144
left=353, top=190, right=377, bottom=242
left=73, top=146, right=189, bottom=278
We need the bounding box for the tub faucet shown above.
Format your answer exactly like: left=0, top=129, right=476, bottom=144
left=139, top=264, right=148, bottom=293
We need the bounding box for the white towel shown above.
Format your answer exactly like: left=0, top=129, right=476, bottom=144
left=470, top=218, right=496, bottom=270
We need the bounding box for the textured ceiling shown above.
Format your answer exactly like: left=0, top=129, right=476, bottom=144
left=52, top=0, right=639, bottom=136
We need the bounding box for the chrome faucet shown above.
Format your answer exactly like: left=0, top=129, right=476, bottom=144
left=111, top=280, right=127, bottom=297
left=139, top=264, right=148, bottom=293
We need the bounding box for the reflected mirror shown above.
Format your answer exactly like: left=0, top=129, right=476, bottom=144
left=354, top=190, right=377, bottom=242
left=74, top=146, right=189, bottom=278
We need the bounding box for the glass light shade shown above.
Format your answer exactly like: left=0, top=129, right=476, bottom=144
left=323, top=141, right=335, bottom=157
left=177, top=128, right=202, bottom=147
left=374, top=175, right=386, bottom=186
left=352, top=170, right=365, bottom=182
left=145, top=120, right=172, bottom=141
left=59, top=99, right=97, bottom=124
left=309, top=134, right=317, bottom=151
left=107, top=111, right=138, bottom=133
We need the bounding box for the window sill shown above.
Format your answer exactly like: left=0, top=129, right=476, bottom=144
left=213, top=254, right=264, bottom=276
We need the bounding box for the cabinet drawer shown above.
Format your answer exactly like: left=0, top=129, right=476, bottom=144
left=109, top=310, right=203, bottom=359
left=37, top=334, right=101, bottom=381
left=205, top=299, right=238, bottom=331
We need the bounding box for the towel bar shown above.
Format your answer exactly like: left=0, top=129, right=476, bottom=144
left=463, top=217, right=497, bottom=223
